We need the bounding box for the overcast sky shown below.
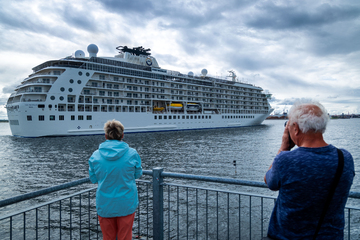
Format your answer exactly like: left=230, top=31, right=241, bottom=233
left=1, top=0, right=360, bottom=119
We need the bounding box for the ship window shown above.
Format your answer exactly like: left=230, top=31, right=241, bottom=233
left=48, top=104, right=52, bottom=108
left=77, top=80, right=82, bottom=84
left=60, top=87, right=65, bottom=92
left=27, top=116, right=32, bottom=121
left=190, top=116, right=193, bottom=119
left=209, top=116, right=211, bottom=119
left=154, top=116, right=157, bottom=120
left=59, top=115, right=64, bottom=121
left=169, top=116, right=172, bottom=119
left=50, top=96, right=55, bottom=100
left=54, top=71, right=61, bottom=75
left=87, top=115, right=92, bottom=120
left=69, top=88, right=73, bottom=92
left=50, top=115, right=55, bottom=121
left=78, top=71, right=83, bottom=76
left=86, top=72, right=90, bottom=77
left=186, top=116, right=189, bottom=119
left=99, top=75, right=105, bottom=80
left=39, top=115, right=45, bottom=121
left=38, top=104, right=45, bottom=108
left=164, top=116, right=167, bottom=119
left=194, top=116, right=197, bottom=119
left=78, top=115, right=84, bottom=120
left=71, top=115, right=75, bottom=120
left=206, top=116, right=208, bottom=119
left=159, top=116, right=162, bottom=119
left=182, top=116, right=185, bottom=119
left=70, top=79, right=74, bottom=84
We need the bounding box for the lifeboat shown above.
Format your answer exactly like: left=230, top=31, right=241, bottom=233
left=167, top=103, right=183, bottom=110
left=153, top=107, right=165, bottom=112
left=186, top=103, right=201, bottom=111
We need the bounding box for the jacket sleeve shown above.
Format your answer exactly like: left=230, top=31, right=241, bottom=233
left=266, top=154, right=282, bottom=191
left=88, top=155, right=98, bottom=184
left=134, top=153, right=143, bottom=179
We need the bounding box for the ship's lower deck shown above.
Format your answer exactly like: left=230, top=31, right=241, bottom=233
left=7, top=107, right=272, bottom=137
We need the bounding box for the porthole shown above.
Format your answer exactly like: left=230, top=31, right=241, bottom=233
left=86, top=72, right=90, bottom=77
left=60, top=87, right=65, bottom=92
left=50, top=96, right=55, bottom=100
left=78, top=71, right=83, bottom=76
left=69, top=88, right=73, bottom=92
left=69, top=79, right=74, bottom=84
left=59, top=96, right=64, bottom=101
left=77, top=80, right=82, bottom=84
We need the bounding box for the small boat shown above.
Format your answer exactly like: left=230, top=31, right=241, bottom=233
left=153, top=107, right=165, bottom=112
left=167, top=103, right=183, bottom=110
left=187, top=103, right=201, bottom=111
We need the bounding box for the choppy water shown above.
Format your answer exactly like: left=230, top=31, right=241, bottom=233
left=0, top=119, right=360, bottom=202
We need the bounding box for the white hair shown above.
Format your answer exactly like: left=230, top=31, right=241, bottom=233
left=288, top=100, right=329, bottom=134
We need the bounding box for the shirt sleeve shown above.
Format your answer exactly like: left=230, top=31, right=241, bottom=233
left=134, top=153, right=143, bottom=179
left=88, top=155, right=98, bottom=184
left=266, top=153, right=283, bottom=191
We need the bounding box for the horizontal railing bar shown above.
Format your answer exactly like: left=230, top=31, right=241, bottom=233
left=0, top=187, right=97, bottom=221
left=161, top=171, right=270, bottom=188
left=158, top=170, right=360, bottom=199
left=0, top=178, right=91, bottom=208
left=163, top=182, right=277, bottom=199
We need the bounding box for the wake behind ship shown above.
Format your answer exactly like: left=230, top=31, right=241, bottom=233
left=6, top=44, right=273, bottom=137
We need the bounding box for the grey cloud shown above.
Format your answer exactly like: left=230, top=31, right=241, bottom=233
left=245, top=2, right=360, bottom=30
left=59, top=5, right=99, bottom=32
left=2, top=84, right=18, bottom=94
left=96, top=0, right=155, bottom=14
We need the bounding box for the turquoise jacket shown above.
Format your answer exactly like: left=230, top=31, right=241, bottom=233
left=89, top=140, right=142, bottom=217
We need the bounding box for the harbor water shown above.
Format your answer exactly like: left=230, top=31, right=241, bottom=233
left=0, top=119, right=360, bottom=203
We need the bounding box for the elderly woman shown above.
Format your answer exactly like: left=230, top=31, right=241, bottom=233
left=89, top=119, right=142, bottom=240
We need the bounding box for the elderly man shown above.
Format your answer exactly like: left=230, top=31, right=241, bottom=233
left=264, top=101, right=354, bottom=239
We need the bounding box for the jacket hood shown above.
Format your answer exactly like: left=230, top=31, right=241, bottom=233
left=98, top=140, right=129, bottom=161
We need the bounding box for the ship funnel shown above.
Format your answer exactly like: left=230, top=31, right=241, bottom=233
left=87, top=44, right=99, bottom=58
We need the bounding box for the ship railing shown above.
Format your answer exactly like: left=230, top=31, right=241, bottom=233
left=1, top=168, right=360, bottom=240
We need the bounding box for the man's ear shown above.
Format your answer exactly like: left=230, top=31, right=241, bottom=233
left=293, top=122, right=300, bottom=136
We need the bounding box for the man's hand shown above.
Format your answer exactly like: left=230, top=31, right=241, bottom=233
left=277, top=122, right=295, bottom=154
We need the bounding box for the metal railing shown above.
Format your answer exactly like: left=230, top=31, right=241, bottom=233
left=1, top=168, right=360, bottom=239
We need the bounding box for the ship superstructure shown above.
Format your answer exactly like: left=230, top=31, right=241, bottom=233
left=6, top=44, right=273, bottom=137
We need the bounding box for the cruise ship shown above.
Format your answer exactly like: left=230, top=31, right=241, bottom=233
left=6, top=44, right=273, bottom=137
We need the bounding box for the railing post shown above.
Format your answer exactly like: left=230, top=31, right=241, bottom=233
left=153, top=167, right=164, bottom=240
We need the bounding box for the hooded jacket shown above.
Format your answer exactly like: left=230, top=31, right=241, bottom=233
left=89, top=140, right=142, bottom=217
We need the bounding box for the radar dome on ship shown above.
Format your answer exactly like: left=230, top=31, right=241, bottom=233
left=201, top=69, right=208, bottom=76
left=188, top=71, right=194, bottom=77
left=87, top=44, right=99, bottom=58
left=74, top=50, right=85, bottom=58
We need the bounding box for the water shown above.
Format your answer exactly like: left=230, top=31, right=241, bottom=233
left=0, top=119, right=360, bottom=202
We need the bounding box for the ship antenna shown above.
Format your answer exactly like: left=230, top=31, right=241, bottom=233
left=228, top=70, right=237, bottom=82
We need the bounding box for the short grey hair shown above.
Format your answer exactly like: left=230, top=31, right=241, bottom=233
left=288, top=101, right=329, bottom=134
left=104, top=119, right=124, bottom=140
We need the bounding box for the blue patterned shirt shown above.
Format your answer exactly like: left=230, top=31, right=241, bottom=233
left=266, top=145, right=354, bottom=239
